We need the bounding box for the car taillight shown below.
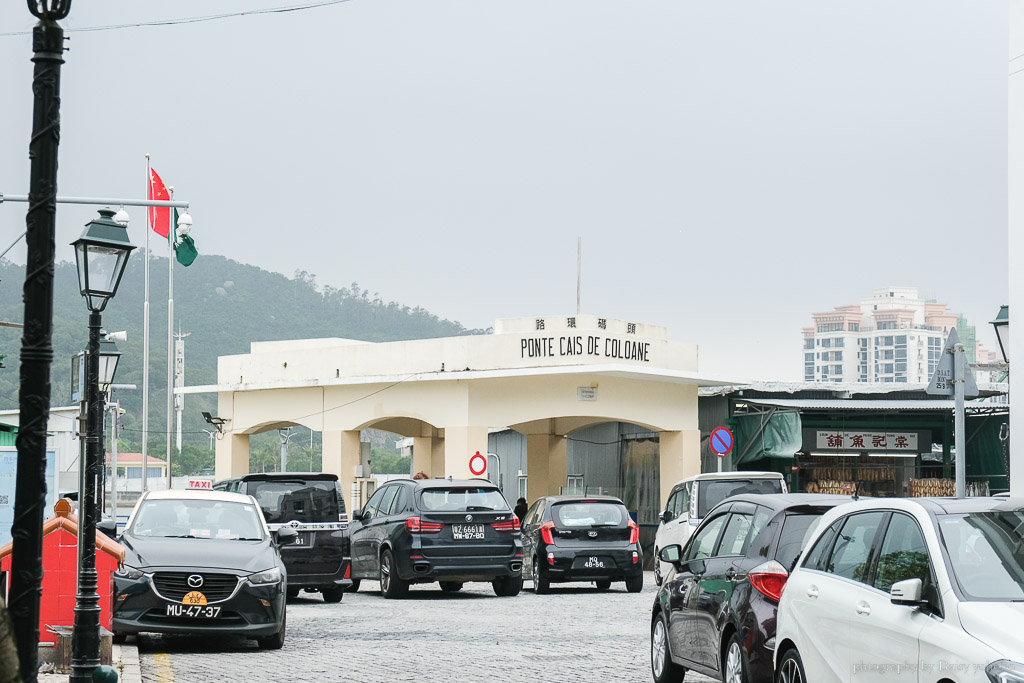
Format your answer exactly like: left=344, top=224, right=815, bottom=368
left=344, top=564, right=351, bottom=579
left=540, top=521, right=556, bottom=545
left=628, top=519, right=639, bottom=545
left=406, top=517, right=443, bottom=534
left=749, top=560, right=788, bottom=602
left=491, top=518, right=520, bottom=532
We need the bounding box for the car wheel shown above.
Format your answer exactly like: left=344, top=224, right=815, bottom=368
left=439, top=582, right=464, bottom=593
left=321, top=587, right=344, bottom=603
left=111, top=632, right=127, bottom=645
left=595, top=580, right=612, bottom=591
left=492, top=575, right=523, bottom=597
left=344, top=579, right=360, bottom=593
left=379, top=549, right=408, bottom=599
left=257, top=613, right=286, bottom=650
left=286, top=587, right=300, bottom=599
left=532, top=559, right=550, bottom=594
left=651, top=614, right=686, bottom=683
left=725, top=633, right=750, bottom=683
left=654, top=550, right=663, bottom=586
left=776, top=647, right=806, bottom=683
left=625, top=573, right=644, bottom=593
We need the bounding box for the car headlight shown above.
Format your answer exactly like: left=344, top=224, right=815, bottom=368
left=987, top=660, right=1024, bottom=683
left=114, top=563, right=146, bottom=580
left=248, top=567, right=282, bottom=585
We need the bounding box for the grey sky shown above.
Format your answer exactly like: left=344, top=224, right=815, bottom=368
left=0, top=0, right=1009, bottom=381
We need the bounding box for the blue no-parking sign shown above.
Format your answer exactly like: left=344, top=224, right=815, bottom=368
left=709, top=426, right=734, bottom=457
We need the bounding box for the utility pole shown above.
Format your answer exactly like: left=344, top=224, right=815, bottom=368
left=174, top=326, right=190, bottom=454
left=279, top=428, right=296, bottom=472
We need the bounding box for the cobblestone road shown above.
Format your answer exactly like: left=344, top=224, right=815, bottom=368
left=136, top=572, right=717, bottom=683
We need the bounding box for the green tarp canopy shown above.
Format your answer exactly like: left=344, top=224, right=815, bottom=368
left=732, top=411, right=802, bottom=465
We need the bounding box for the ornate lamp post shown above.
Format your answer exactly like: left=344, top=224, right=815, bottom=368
left=69, top=209, right=135, bottom=682
left=95, top=337, right=121, bottom=519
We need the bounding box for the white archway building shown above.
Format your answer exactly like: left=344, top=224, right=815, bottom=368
left=181, top=315, right=730, bottom=507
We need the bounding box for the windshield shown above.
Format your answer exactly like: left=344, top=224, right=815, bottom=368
left=131, top=499, right=264, bottom=540
left=419, top=488, right=509, bottom=512
left=246, top=479, right=341, bottom=524
left=553, top=502, right=626, bottom=528
left=697, top=479, right=785, bottom=517
left=938, top=511, right=1024, bottom=601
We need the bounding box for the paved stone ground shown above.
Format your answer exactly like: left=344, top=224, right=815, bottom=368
left=135, top=572, right=717, bottom=683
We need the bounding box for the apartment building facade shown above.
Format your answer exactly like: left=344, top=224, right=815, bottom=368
left=802, top=287, right=998, bottom=383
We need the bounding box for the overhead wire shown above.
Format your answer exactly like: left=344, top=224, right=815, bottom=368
left=0, top=0, right=355, bottom=38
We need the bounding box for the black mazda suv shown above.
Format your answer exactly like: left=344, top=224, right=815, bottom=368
left=521, top=495, right=643, bottom=593
left=348, top=478, right=524, bottom=598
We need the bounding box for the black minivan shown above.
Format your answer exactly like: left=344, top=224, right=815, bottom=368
left=213, top=472, right=351, bottom=602
left=348, top=478, right=524, bottom=598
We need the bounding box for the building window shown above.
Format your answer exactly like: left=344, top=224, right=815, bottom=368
left=834, top=338, right=844, bottom=348
left=883, top=363, right=894, bottom=373
left=832, top=365, right=842, bottom=374
left=817, top=323, right=844, bottom=333
left=848, top=323, right=859, bottom=332
left=896, top=335, right=907, bottom=345
left=566, top=475, right=584, bottom=494
left=834, top=351, right=843, bottom=362
left=896, top=362, right=907, bottom=372
left=878, top=321, right=897, bottom=330
left=805, top=339, right=815, bottom=350
left=805, top=353, right=814, bottom=362
left=821, top=338, right=832, bottom=348
left=518, top=476, right=528, bottom=501
left=883, top=350, right=894, bottom=360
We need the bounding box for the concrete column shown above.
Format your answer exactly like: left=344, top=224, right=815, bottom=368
left=526, top=433, right=567, bottom=499
left=1011, top=0, right=1024, bottom=496
left=443, top=426, right=489, bottom=479
left=659, top=430, right=701, bottom=508
left=323, top=430, right=361, bottom=500
left=412, top=437, right=432, bottom=478
left=430, top=436, right=445, bottom=480
left=215, top=433, right=249, bottom=481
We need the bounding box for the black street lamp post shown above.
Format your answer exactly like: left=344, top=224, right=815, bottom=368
left=69, top=209, right=135, bottom=682
left=10, top=2, right=72, bottom=680
left=95, top=337, right=121, bottom=520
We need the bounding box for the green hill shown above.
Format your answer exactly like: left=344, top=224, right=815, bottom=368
left=0, top=254, right=485, bottom=465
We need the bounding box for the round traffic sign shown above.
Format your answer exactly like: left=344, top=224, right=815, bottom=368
left=710, top=426, right=734, bottom=457
left=469, top=451, right=487, bottom=476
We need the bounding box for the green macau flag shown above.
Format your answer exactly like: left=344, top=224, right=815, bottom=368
left=171, top=208, right=198, bottom=266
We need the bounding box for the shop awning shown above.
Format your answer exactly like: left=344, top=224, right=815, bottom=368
left=732, top=411, right=803, bottom=464
left=738, top=398, right=1008, bottom=411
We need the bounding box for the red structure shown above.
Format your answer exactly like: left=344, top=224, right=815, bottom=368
left=0, top=499, right=125, bottom=644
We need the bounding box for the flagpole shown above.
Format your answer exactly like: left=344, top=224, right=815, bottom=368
left=142, top=155, right=151, bottom=494
left=166, top=188, right=175, bottom=491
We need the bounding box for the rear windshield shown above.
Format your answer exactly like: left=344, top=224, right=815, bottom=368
left=419, top=487, right=509, bottom=512
left=554, top=502, right=626, bottom=528
left=698, top=479, right=784, bottom=517
left=246, top=479, right=342, bottom=524
left=774, top=513, right=826, bottom=571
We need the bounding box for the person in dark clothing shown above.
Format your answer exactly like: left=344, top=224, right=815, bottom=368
left=514, top=497, right=528, bottom=522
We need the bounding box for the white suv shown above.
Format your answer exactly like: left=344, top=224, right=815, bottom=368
left=653, top=471, right=787, bottom=585
left=775, top=496, right=1024, bottom=683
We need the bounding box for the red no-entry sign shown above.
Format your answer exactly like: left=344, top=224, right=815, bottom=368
left=469, top=451, right=487, bottom=476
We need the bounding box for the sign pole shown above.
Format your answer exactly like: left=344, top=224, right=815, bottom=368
left=954, top=343, right=966, bottom=497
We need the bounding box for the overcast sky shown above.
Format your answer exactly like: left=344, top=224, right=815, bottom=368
left=0, top=1, right=1009, bottom=381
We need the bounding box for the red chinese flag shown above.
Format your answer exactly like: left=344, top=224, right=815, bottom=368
left=148, top=168, right=170, bottom=239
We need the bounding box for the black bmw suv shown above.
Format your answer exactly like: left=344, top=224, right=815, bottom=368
left=214, top=472, right=351, bottom=602
left=521, top=495, right=643, bottom=593
left=348, top=478, right=524, bottom=598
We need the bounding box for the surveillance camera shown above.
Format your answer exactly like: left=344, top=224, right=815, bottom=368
left=106, top=331, right=128, bottom=342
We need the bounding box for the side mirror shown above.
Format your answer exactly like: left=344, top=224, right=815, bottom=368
left=276, top=527, right=298, bottom=546
left=351, top=509, right=362, bottom=521
left=97, top=517, right=118, bottom=539
left=660, top=510, right=673, bottom=524
left=659, top=544, right=683, bottom=565
left=890, top=578, right=923, bottom=606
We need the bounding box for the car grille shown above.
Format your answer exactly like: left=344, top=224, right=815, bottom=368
left=152, top=572, right=239, bottom=602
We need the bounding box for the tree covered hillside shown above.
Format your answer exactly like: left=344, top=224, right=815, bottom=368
left=0, top=254, right=485, bottom=456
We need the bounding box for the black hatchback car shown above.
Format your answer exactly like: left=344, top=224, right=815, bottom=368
left=213, top=472, right=352, bottom=602
left=650, top=493, right=848, bottom=683
left=521, top=495, right=643, bottom=593
left=112, top=490, right=295, bottom=649
left=348, top=478, right=524, bottom=598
